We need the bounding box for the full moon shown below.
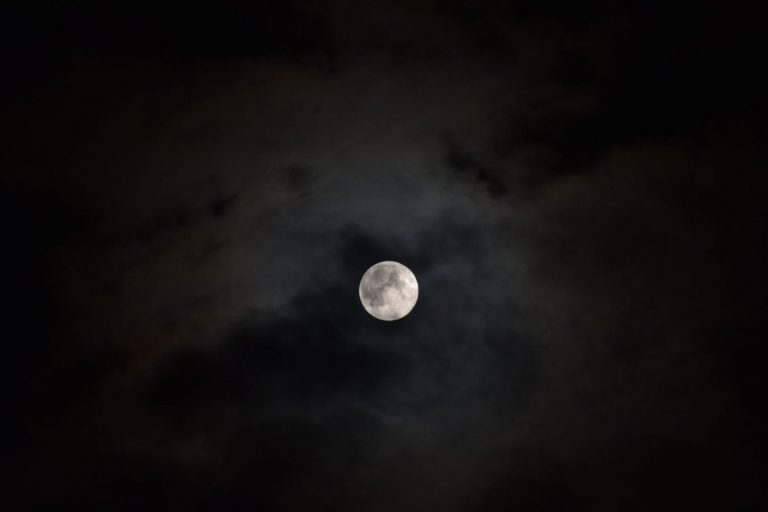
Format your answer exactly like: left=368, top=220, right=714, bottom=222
left=359, top=261, right=419, bottom=321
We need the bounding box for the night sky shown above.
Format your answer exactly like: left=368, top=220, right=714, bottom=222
left=3, top=1, right=767, bottom=510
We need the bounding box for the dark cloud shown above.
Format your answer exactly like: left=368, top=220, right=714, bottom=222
left=444, top=137, right=508, bottom=198
left=207, top=193, right=238, bottom=219
left=4, top=1, right=766, bottom=510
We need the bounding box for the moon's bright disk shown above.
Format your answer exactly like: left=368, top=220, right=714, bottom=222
left=359, top=261, right=418, bottom=321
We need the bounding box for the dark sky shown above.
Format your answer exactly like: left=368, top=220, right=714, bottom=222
left=3, top=1, right=766, bottom=510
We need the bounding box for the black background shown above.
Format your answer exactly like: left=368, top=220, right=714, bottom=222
left=3, top=1, right=766, bottom=510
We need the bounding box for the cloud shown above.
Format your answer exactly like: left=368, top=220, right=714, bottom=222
left=6, top=1, right=766, bottom=510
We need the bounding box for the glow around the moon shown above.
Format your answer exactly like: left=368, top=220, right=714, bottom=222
left=359, top=261, right=418, bottom=321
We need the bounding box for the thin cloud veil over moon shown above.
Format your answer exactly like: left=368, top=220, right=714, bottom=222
left=359, top=261, right=418, bottom=321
